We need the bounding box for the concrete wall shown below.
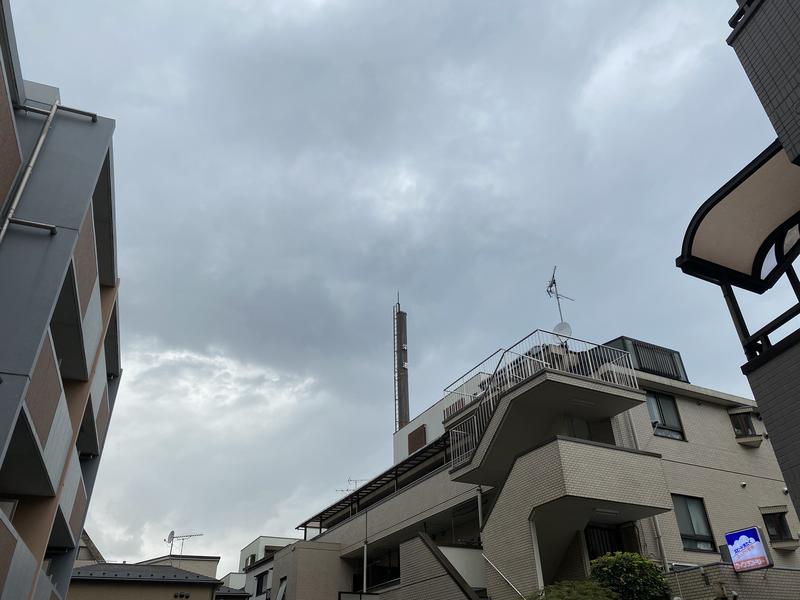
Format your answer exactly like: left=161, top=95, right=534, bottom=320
left=317, top=466, right=479, bottom=557
left=393, top=396, right=449, bottom=464
left=68, top=581, right=216, bottom=600
left=271, top=541, right=351, bottom=600
left=666, top=563, right=800, bottom=600
left=439, top=546, right=485, bottom=589
left=379, top=536, right=473, bottom=600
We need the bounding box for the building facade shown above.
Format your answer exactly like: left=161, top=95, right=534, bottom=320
left=221, top=536, right=299, bottom=598
left=675, top=0, right=800, bottom=523
left=0, top=2, right=121, bottom=599
left=247, top=331, right=800, bottom=600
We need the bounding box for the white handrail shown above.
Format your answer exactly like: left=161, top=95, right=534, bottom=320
left=481, top=553, right=525, bottom=599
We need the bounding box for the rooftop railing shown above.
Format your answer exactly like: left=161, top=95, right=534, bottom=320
left=447, top=329, right=638, bottom=469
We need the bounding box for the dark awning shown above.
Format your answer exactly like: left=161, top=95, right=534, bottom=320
left=677, top=140, right=800, bottom=293
left=296, top=434, right=448, bottom=530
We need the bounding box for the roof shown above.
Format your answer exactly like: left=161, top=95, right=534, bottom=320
left=71, top=563, right=219, bottom=585
left=297, top=434, right=448, bottom=530
left=677, top=139, right=800, bottom=293
left=216, top=584, right=250, bottom=598
left=137, top=554, right=220, bottom=564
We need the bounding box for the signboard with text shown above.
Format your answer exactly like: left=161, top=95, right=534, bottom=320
left=725, top=526, right=773, bottom=573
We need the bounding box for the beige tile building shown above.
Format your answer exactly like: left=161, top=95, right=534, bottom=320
left=248, top=332, right=800, bottom=600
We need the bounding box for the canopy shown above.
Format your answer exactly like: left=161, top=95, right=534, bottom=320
left=677, top=140, right=800, bottom=293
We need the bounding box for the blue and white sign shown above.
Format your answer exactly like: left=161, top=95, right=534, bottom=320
left=725, top=526, right=773, bottom=573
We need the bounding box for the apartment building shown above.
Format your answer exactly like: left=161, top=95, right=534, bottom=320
left=0, top=3, right=121, bottom=600
left=248, top=331, right=800, bottom=600
left=221, top=536, right=299, bottom=598
left=676, top=0, right=800, bottom=516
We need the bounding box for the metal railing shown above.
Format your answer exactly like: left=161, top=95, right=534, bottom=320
left=448, top=330, right=638, bottom=469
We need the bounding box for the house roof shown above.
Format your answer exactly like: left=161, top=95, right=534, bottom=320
left=71, top=563, right=219, bottom=585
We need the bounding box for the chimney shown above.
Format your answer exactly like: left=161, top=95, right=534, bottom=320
left=394, top=301, right=409, bottom=431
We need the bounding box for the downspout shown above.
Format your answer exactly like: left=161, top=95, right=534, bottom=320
left=0, top=101, right=59, bottom=246
left=625, top=409, right=669, bottom=572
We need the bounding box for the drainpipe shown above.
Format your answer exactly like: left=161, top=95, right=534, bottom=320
left=0, top=101, right=59, bottom=246
left=477, top=486, right=483, bottom=529
left=625, top=410, right=669, bottom=572
left=362, top=544, right=367, bottom=593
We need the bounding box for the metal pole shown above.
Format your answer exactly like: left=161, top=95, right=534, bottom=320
left=477, top=486, right=484, bottom=529
left=721, top=283, right=751, bottom=347
left=0, top=101, right=59, bottom=246
left=362, top=544, right=367, bottom=592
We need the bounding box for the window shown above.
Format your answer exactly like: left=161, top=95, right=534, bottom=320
left=646, top=392, right=684, bottom=440
left=256, top=572, right=268, bottom=596
left=673, top=494, right=715, bottom=552
left=274, top=577, right=287, bottom=600
left=730, top=412, right=757, bottom=437
left=763, top=512, right=794, bottom=542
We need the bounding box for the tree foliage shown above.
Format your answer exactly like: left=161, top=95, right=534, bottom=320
left=590, top=552, right=671, bottom=600
left=531, top=579, right=618, bottom=600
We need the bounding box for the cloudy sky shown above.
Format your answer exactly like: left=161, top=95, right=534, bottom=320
left=11, top=0, right=790, bottom=577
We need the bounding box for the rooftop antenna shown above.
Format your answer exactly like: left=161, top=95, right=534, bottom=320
left=546, top=266, right=574, bottom=338
left=164, top=531, right=203, bottom=567
left=393, top=294, right=410, bottom=432
left=336, top=477, right=369, bottom=493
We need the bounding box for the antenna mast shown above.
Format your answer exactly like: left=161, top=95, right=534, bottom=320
left=393, top=296, right=410, bottom=431
left=546, top=266, right=575, bottom=337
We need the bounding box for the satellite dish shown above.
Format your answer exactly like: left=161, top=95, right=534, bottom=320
left=167, top=530, right=174, bottom=544
left=553, top=321, right=572, bottom=338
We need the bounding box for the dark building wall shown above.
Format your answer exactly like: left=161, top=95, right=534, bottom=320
left=746, top=341, right=800, bottom=513
left=729, top=1, right=800, bottom=164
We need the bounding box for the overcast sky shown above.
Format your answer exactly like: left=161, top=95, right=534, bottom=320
left=11, top=0, right=790, bottom=577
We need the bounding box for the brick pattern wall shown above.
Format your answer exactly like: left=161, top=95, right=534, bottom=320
left=623, top=387, right=800, bottom=569
left=747, top=343, right=800, bottom=517
left=553, top=531, right=588, bottom=583
left=666, top=563, right=800, bottom=600
left=730, top=1, right=800, bottom=164
left=393, top=536, right=471, bottom=600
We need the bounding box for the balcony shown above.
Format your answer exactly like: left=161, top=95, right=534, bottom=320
left=445, top=330, right=643, bottom=485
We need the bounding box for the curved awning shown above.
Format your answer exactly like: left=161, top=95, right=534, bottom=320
left=677, top=140, right=800, bottom=294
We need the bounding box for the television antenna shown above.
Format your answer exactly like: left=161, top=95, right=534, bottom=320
left=164, top=530, right=204, bottom=558
left=546, top=266, right=574, bottom=337
left=336, top=477, right=368, bottom=494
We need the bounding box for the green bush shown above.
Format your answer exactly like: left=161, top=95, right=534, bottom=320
left=531, top=579, right=618, bottom=600
left=590, top=552, right=670, bottom=600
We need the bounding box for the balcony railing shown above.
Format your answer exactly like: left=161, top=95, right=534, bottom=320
left=447, top=330, right=638, bottom=469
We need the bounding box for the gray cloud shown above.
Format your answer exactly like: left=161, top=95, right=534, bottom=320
left=11, top=0, right=786, bottom=575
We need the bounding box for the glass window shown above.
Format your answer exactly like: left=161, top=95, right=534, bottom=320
left=646, top=392, right=685, bottom=440
left=730, top=412, right=757, bottom=437
left=763, top=512, right=794, bottom=542
left=673, top=494, right=715, bottom=552
left=256, top=572, right=267, bottom=596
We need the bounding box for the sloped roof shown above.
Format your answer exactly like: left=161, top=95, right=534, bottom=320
left=71, top=562, right=218, bottom=585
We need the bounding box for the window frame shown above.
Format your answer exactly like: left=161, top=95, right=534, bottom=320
left=256, top=572, right=267, bottom=596
left=646, top=392, right=685, bottom=440
left=672, top=494, right=716, bottom=553
left=730, top=412, right=757, bottom=438
left=763, top=512, right=794, bottom=542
